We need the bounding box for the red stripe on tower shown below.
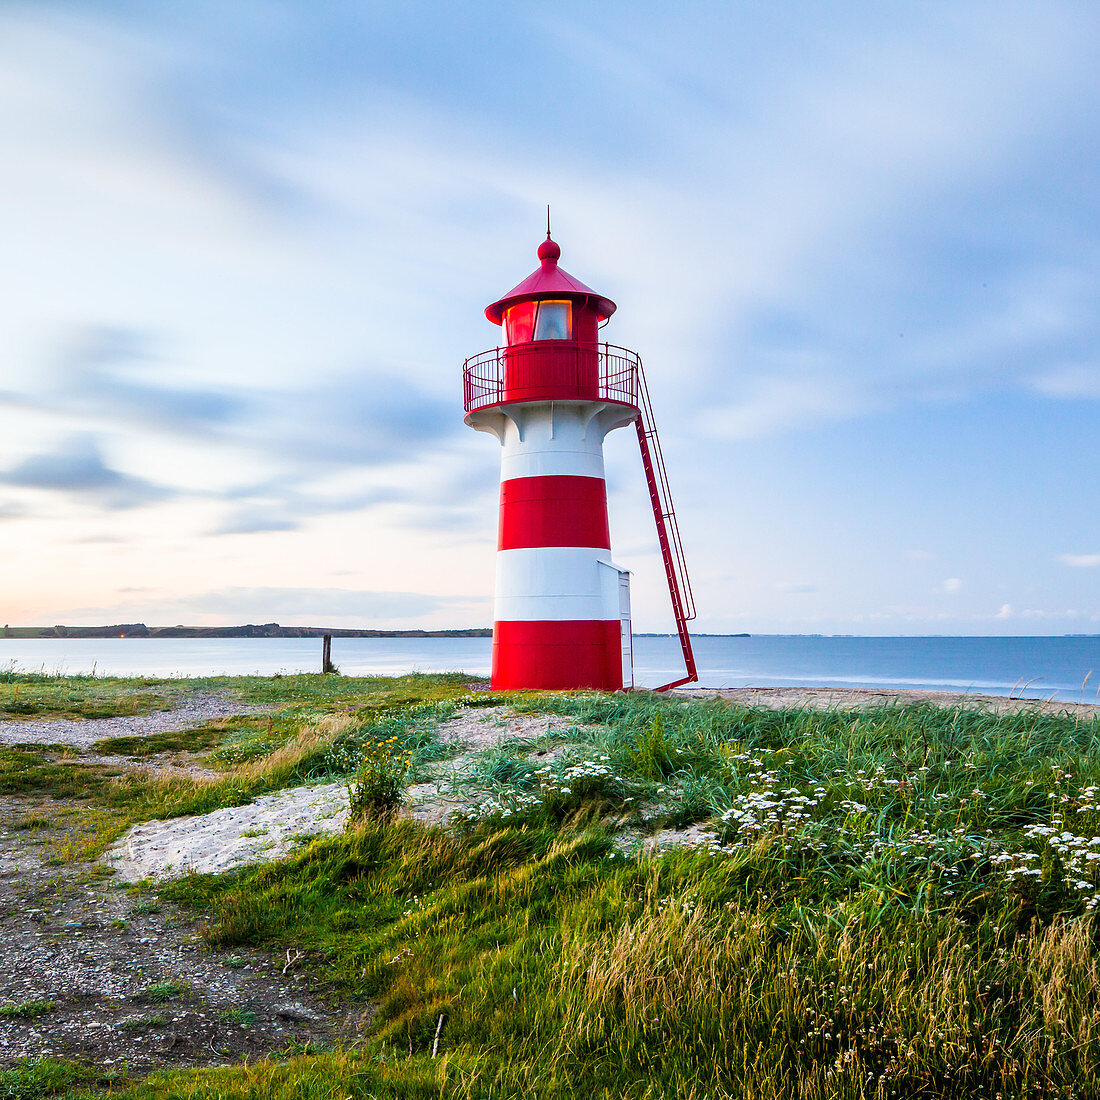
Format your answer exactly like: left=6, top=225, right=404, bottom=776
left=492, top=620, right=622, bottom=690
left=498, top=475, right=610, bottom=550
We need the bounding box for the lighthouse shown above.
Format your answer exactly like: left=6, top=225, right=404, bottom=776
left=463, top=230, right=698, bottom=692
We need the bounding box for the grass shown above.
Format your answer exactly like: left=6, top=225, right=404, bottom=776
left=92, top=726, right=227, bottom=758
left=216, top=1007, right=257, bottom=1026
left=0, top=1059, right=118, bottom=1099
left=0, top=672, right=479, bottom=864
left=6, top=675, right=1100, bottom=1097
left=117, top=1015, right=167, bottom=1032
left=0, top=667, right=179, bottom=720
left=144, top=982, right=187, bottom=1004
left=0, top=1000, right=54, bottom=1019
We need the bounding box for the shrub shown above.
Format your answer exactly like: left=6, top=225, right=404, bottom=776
left=345, top=738, right=413, bottom=821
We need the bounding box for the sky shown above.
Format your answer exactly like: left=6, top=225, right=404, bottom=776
left=0, top=0, right=1097, bottom=635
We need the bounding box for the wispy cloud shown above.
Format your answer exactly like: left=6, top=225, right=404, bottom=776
left=1, top=434, right=175, bottom=510
left=1031, top=365, right=1100, bottom=399
left=1058, top=553, right=1100, bottom=568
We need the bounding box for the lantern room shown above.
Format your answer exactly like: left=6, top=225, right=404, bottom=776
left=484, top=234, right=617, bottom=404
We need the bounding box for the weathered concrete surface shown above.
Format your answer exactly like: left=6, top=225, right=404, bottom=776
left=106, top=783, right=350, bottom=882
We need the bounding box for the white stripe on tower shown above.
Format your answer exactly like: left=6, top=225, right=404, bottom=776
left=494, top=547, right=624, bottom=622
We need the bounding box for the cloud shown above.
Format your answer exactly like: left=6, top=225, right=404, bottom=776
left=995, top=603, right=1013, bottom=619
left=1, top=434, right=175, bottom=510
left=939, top=578, right=963, bottom=594
left=210, top=510, right=301, bottom=535
left=0, top=502, right=23, bottom=520
left=696, top=373, right=872, bottom=441
left=55, top=327, right=249, bottom=434
left=1058, top=553, right=1100, bottom=568
left=250, top=372, right=458, bottom=468
left=775, top=581, right=818, bottom=594
left=16, top=324, right=460, bottom=475
left=207, top=482, right=406, bottom=536
left=1, top=318, right=464, bottom=532
left=1032, top=365, right=1100, bottom=399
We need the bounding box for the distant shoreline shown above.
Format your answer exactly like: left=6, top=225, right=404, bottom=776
left=0, top=623, right=494, bottom=639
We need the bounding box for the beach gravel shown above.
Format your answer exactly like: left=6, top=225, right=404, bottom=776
left=0, top=692, right=267, bottom=749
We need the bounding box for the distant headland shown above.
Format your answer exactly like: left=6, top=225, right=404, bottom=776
left=1, top=623, right=493, bottom=639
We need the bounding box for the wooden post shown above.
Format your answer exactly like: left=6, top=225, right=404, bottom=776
left=322, top=634, right=334, bottom=674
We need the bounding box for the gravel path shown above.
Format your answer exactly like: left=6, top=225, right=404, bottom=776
left=673, top=685, right=1100, bottom=716
left=0, top=692, right=267, bottom=749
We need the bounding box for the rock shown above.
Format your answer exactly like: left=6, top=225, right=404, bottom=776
left=105, top=783, right=350, bottom=881
left=274, top=1003, right=319, bottom=1022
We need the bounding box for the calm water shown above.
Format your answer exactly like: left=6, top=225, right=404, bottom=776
left=2, top=635, right=1098, bottom=701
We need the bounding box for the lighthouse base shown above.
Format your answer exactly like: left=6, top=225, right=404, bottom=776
left=491, top=620, right=625, bottom=691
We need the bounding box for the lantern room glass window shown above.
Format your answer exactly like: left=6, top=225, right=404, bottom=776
left=504, top=300, right=572, bottom=344
left=533, top=300, right=571, bottom=340
left=504, top=302, right=535, bottom=345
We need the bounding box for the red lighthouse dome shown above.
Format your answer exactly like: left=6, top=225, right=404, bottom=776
left=484, top=234, right=617, bottom=328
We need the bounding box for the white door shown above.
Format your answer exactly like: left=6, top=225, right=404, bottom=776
left=618, top=570, right=633, bottom=690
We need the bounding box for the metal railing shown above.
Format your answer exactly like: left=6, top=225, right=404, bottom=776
left=463, top=342, right=640, bottom=413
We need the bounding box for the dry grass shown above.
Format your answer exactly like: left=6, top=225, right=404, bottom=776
left=554, top=885, right=1100, bottom=1097
left=236, top=712, right=355, bottom=782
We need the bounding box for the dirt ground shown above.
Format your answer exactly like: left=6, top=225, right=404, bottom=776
left=0, top=692, right=362, bottom=1072
left=0, top=795, right=363, bottom=1072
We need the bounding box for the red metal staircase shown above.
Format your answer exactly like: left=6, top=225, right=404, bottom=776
left=633, top=356, right=698, bottom=692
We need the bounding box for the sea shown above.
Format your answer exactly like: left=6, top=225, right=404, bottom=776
left=2, top=635, right=1098, bottom=702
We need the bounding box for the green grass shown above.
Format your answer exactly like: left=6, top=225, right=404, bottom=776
left=137, top=693, right=1100, bottom=1099
left=0, top=667, right=178, bottom=720
left=143, top=982, right=187, bottom=1004
left=92, top=726, right=228, bottom=758
left=0, top=999, right=54, bottom=1019
left=0, top=1058, right=118, bottom=1099
left=6, top=676, right=1100, bottom=1097
left=117, top=1015, right=167, bottom=1032
left=216, top=1007, right=257, bottom=1026
left=0, top=664, right=482, bottom=722
left=0, top=673, right=482, bottom=863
